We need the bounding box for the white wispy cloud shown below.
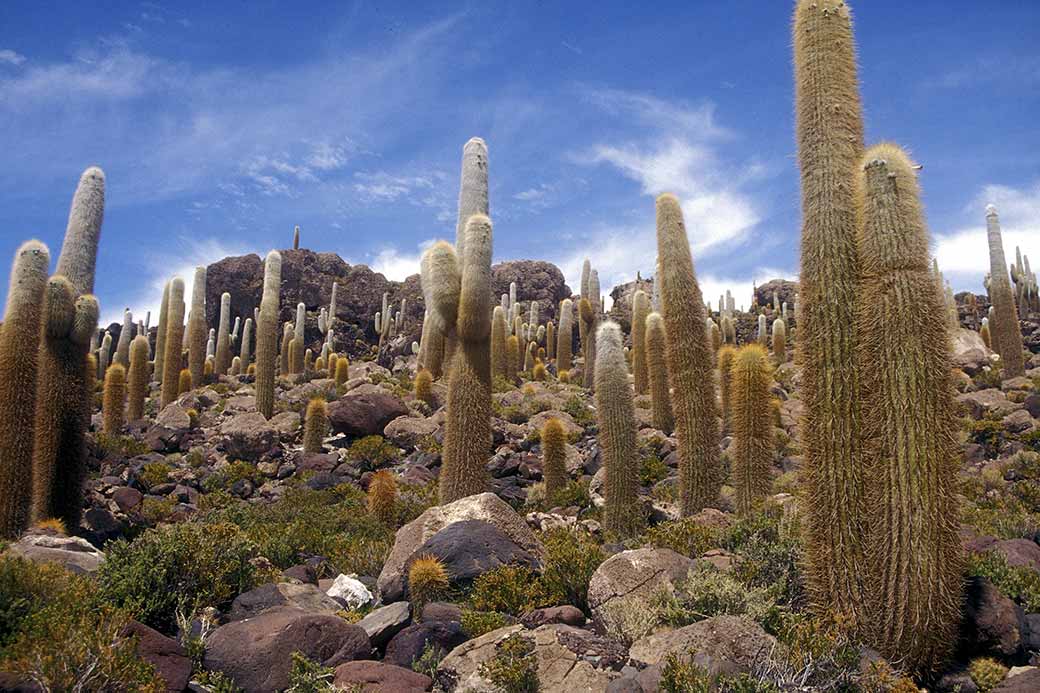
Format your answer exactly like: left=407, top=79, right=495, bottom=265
left=0, top=49, right=26, bottom=66
left=933, top=181, right=1040, bottom=288
left=365, top=241, right=435, bottom=281
left=353, top=171, right=436, bottom=203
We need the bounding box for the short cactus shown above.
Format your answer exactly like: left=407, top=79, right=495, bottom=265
left=505, top=335, right=520, bottom=383
left=407, top=554, right=449, bottom=615
left=541, top=418, right=567, bottom=502
left=414, top=369, right=435, bottom=407
left=178, top=368, right=192, bottom=395
left=645, top=312, right=674, bottom=434
left=334, top=357, right=350, bottom=386
left=102, top=363, right=126, bottom=435
left=256, top=251, right=282, bottom=418
left=729, top=345, right=773, bottom=516
left=532, top=361, right=546, bottom=382
left=127, top=335, right=149, bottom=421
left=302, top=398, right=328, bottom=453
left=160, top=278, right=186, bottom=408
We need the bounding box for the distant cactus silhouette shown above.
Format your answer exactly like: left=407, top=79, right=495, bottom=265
left=985, top=205, right=1024, bottom=377
left=256, top=251, right=282, bottom=418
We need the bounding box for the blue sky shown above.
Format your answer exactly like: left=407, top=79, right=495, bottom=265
left=1, top=1, right=1038, bottom=325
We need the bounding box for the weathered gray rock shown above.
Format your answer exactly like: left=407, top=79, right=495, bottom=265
left=226, top=582, right=342, bottom=622
left=406, top=519, right=540, bottom=591
left=156, top=403, right=192, bottom=430
left=357, top=601, right=412, bottom=650
left=994, top=667, right=1040, bottom=692
left=957, top=389, right=1021, bottom=420
left=329, top=390, right=409, bottom=439
left=219, top=412, right=278, bottom=460
left=383, top=415, right=439, bottom=448
left=6, top=533, right=104, bottom=574
left=628, top=615, right=776, bottom=670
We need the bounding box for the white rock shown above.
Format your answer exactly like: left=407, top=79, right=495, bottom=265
left=326, top=574, right=373, bottom=610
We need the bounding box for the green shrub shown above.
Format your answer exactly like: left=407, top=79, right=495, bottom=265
left=969, top=657, right=1008, bottom=692
left=655, top=564, right=783, bottom=634
left=97, top=522, right=265, bottom=632
left=138, top=461, right=173, bottom=490
left=470, top=565, right=551, bottom=615
left=561, top=395, right=595, bottom=426
left=478, top=634, right=539, bottom=693
left=346, top=435, right=399, bottom=469
left=969, top=418, right=1006, bottom=455
left=411, top=642, right=446, bottom=680
left=194, top=670, right=244, bottom=693
left=539, top=528, right=604, bottom=614
left=643, top=518, right=722, bottom=558
left=659, top=654, right=712, bottom=693
left=285, top=651, right=337, bottom=692
left=139, top=497, right=176, bottom=525
left=968, top=550, right=1040, bottom=612
left=203, top=460, right=263, bottom=493
left=962, top=492, right=1040, bottom=540
left=97, top=432, right=152, bottom=458
left=461, top=609, right=512, bottom=638
left=639, top=454, right=670, bottom=486
left=548, top=479, right=591, bottom=509
left=721, top=513, right=803, bottom=606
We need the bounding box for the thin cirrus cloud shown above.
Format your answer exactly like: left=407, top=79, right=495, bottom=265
left=0, top=49, right=27, bottom=66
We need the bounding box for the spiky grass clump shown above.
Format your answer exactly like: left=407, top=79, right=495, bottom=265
left=854, top=145, right=963, bottom=673
left=655, top=194, right=720, bottom=515
left=101, top=364, right=127, bottom=435
left=256, top=251, right=282, bottom=418
left=177, top=369, right=192, bottom=396
left=793, top=0, right=867, bottom=620
left=408, top=554, right=449, bottom=615
left=541, top=418, right=568, bottom=502
left=631, top=290, right=650, bottom=395
left=367, top=469, right=398, bottom=526
left=414, top=369, right=435, bottom=407
left=126, top=336, right=149, bottom=421
left=160, top=278, right=186, bottom=408
left=645, top=312, right=674, bottom=434
left=595, top=322, right=642, bottom=539
left=302, top=398, right=328, bottom=454
left=729, top=345, right=773, bottom=516
left=0, top=240, right=49, bottom=537
left=334, top=356, right=350, bottom=386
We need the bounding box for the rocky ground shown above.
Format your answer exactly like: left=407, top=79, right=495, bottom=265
left=3, top=289, right=1040, bottom=693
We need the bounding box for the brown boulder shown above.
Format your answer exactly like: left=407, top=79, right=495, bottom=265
left=328, top=391, right=409, bottom=439
left=333, top=660, right=432, bottom=692
left=120, top=620, right=191, bottom=693
left=491, top=260, right=571, bottom=325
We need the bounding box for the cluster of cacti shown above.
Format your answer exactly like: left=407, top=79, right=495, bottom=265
left=595, top=322, right=642, bottom=538
left=728, top=344, right=773, bottom=516
left=255, top=251, right=282, bottom=418
left=421, top=137, right=492, bottom=504
left=985, top=206, right=1025, bottom=377
left=302, top=397, right=328, bottom=453
left=1010, top=246, right=1040, bottom=315
left=656, top=194, right=720, bottom=514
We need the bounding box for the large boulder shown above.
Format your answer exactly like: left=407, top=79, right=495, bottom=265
left=436, top=624, right=627, bottom=693
left=607, top=277, right=655, bottom=334
left=587, top=548, right=695, bottom=642
left=754, top=279, right=799, bottom=311
left=226, top=582, right=342, bottom=622
left=377, top=493, right=543, bottom=602
left=994, top=668, right=1040, bottom=692
left=6, top=533, right=104, bottom=574
left=357, top=601, right=412, bottom=650
left=333, top=660, right=432, bottom=692
left=491, top=260, right=571, bottom=326
left=384, top=620, right=467, bottom=669
left=219, top=412, right=278, bottom=460
left=329, top=390, right=409, bottom=439
left=408, top=519, right=541, bottom=590
left=202, top=607, right=371, bottom=692
left=957, top=389, right=1021, bottom=420
left=120, top=620, right=191, bottom=693
left=962, top=577, right=1025, bottom=657
left=628, top=615, right=776, bottom=670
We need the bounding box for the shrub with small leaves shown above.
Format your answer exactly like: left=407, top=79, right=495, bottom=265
left=470, top=565, right=550, bottom=616
left=969, top=657, right=1008, bottom=692
left=285, top=651, right=337, bottom=692
left=461, top=608, right=512, bottom=638
left=478, top=634, right=539, bottom=693
left=347, top=435, right=399, bottom=469
left=539, top=528, right=605, bottom=614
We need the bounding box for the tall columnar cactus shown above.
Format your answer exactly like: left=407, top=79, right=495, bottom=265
left=206, top=328, right=216, bottom=359
left=631, top=290, right=650, bottom=395
left=541, top=417, right=567, bottom=502
left=557, top=299, right=574, bottom=372
left=717, top=345, right=736, bottom=431
left=115, top=309, right=132, bottom=367
left=303, top=398, right=328, bottom=453
left=256, top=251, right=282, bottom=419
left=214, top=292, right=232, bottom=376
left=280, top=323, right=293, bottom=375
left=154, top=280, right=170, bottom=384
left=793, top=0, right=867, bottom=618
left=854, top=145, right=963, bottom=673
left=187, top=266, right=208, bottom=389
left=240, top=317, right=253, bottom=368
left=772, top=319, right=787, bottom=363
left=127, top=335, right=150, bottom=421
left=579, top=298, right=597, bottom=388
left=644, top=312, right=674, bottom=433
left=0, top=240, right=50, bottom=537
left=160, top=279, right=187, bottom=408
left=505, top=335, right=520, bottom=383
left=729, top=345, right=773, bottom=516
left=98, top=332, right=112, bottom=378
left=31, top=278, right=100, bottom=528
left=980, top=317, right=991, bottom=350
left=102, top=363, right=127, bottom=435
left=985, top=206, right=1025, bottom=377
left=757, top=314, right=768, bottom=346
left=424, top=214, right=493, bottom=504
left=546, top=321, right=556, bottom=361
left=595, top=322, right=642, bottom=539
left=491, top=305, right=508, bottom=382
left=291, top=302, right=306, bottom=374
left=655, top=194, right=720, bottom=514
left=293, top=225, right=300, bottom=250
left=721, top=315, right=736, bottom=345
left=54, top=167, right=104, bottom=296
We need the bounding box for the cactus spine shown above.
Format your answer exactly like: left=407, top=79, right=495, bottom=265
left=302, top=398, right=328, bottom=453
left=160, top=278, right=187, bottom=408
left=0, top=240, right=49, bottom=536
left=655, top=194, right=720, bottom=514
left=793, top=0, right=867, bottom=619
left=645, top=312, right=674, bottom=434
left=154, top=280, right=170, bottom=384
left=729, top=345, right=773, bottom=516
left=631, top=290, right=650, bottom=395
left=115, top=309, right=132, bottom=367
left=491, top=305, right=508, bottom=382
left=541, top=417, right=567, bottom=502
left=102, top=363, right=126, bottom=435
left=256, top=251, right=282, bottom=419
left=557, top=299, right=574, bottom=372
left=985, top=206, right=1024, bottom=377
left=595, top=322, right=642, bottom=539
left=855, top=146, right=962, bottom=673
left=214, top=292, right=232, bottom=376
left=186, top=266, right=207, bottom=389
left=127, top=335, right=149, bottom=421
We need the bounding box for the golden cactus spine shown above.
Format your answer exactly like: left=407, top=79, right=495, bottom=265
left=556, top=299, right=573, bottom=372
left=154, top=280, right=170, bottom=384
left=160, top=278, right=186, bottom=408
left=334, top=357, right=350, bottom=386
left=985, top=206, right=1024, bottom=377
left=541, top=417, right=567, bottom=501
left=491, top=305, right=508, bottom=381
left=256, top=252, right=282, bottom=418
left=302, top=398, right=328, bottom=453
left=645, top=312, right=674, bottom=434
left=186, top=266, right=207, bottom=389
left=178, top=369, right=192, bottom=395
left=127, top=335, right=149, bottom=421
left=729, top=345, right=773, bottom=516
left=631, top=290, right=650, bottom=395
left=793, top=0, right=867, bottom=619
left=0, top=240, right=49, bottom=537
left=854, top=145, right=962, bottom=673
left=655, top=194, right=720, bottom=514
left=595, top=322, right=642, bottom=539
left=101, top=363, right=126, bottom=435
left=214, top=291, right=232, bottom=376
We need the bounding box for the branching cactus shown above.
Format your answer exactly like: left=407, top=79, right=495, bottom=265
left=645, top=312, right=674, bottom=433
left=214, top=292, right=232, bottom=376
left=793, top=0, right=867, bottom=619
left=730, top=345, right=773, bottom=516
left=491, top=305, right=508, bottom=382
left=557, top=299, right=574, bottom=372
left=423, top=214, right=493, bottom=504
left=541, top=418, right=567, bottom=502
left=256, top=251, right=282, bottom=418
left=985, top=205, right=1025, bottom=377
left=186, top=266, right=207, bottom=389
left=0, top=240, right=49, bottom=537
left=595, top=322, right=642, bottom=539
left=855, top=145, right=963, bottom=673
left=631, top=290, right=650, bottom=394
left=655, top=193, right=720, bottom=514
left=160, top=278, right=186, bottom=408
left=127, top=335, right=149, bottom=421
